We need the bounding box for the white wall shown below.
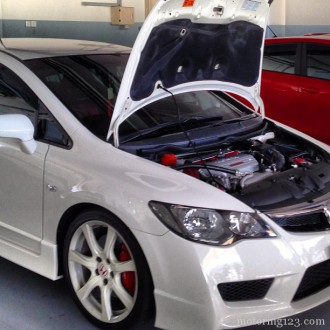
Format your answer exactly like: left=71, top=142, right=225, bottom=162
left=268, top=0, right=286, bottom=25
left=269, top=0, right=330, bottom=26
left=285, top=0, right=330, bottom=25
left=1, top=0, right=146, bottom=22
left=3, top=0, right=328, bottom=26
left=1, top=0, right=329, bottom=40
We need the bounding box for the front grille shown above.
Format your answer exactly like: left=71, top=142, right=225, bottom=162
left=270, top=212, right=330, bottom=232
left=293, top=259, right=330, bottom=301
left=218, top=278, right=274, bottom=302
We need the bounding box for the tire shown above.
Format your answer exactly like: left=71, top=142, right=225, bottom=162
left=63, top=209, right=154, bottom=329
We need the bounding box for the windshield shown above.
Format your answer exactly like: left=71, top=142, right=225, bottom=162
left=26, top=54, right=129, bottom=139
left=26, top=54, right=253, bottom=143
left=118, top=91, right=247, bottom=140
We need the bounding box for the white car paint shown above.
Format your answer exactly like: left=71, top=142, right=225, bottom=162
left=0, top=0, right=329, bottom=329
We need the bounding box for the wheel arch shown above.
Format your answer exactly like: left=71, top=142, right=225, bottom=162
left=58, top=203, right=156, bottom=327
left=56, top=203, right=105, bottom=275
left=56, top=203, right=155, bottom=294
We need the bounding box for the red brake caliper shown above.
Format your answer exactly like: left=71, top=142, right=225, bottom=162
left=119, top=243, right=136, bottom=296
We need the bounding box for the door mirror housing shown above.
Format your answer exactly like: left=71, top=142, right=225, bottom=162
left=0, top=114, right=37, bottom=154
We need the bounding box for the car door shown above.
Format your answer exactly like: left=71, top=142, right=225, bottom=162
left=261, top=42, right=301, bottom=126
left=297, top=43, right=330, bottom=145
left=0, top=62, right=53, bottom=254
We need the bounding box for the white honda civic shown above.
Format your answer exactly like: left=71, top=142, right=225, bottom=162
left=0, top=0, right=329, bottom=329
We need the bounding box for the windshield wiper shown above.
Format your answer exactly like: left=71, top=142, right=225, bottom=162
left=121, top=114, right=258, bottom=143
left=211, top=113, right=257, bottom=127
left=121, top=116, right=224, bottom=143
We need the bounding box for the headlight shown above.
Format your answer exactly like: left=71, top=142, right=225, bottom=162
left=149, top=201, right=276, bottom=246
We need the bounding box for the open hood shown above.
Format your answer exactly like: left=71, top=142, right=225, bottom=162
left=108, top=0, right=271, bottom=144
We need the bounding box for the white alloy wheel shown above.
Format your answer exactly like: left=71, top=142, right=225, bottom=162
left=63, top=210, right=154, bottom=329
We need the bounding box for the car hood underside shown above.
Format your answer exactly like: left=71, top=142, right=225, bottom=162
left=130, top=19, right=264, bottom=101
left=108, top=0, right=271, bottom=142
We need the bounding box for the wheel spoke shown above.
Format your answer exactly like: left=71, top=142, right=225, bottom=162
left=82, top=223, right=102, bottom=257
left=103, top=227, right=117, bottom=261
left=66, top=214, right=147, bottom=326
left=101, top=285, right=113, bottom=322
left=77, top=275, right=100, bottom=301
left=69, top=250, right=96, bottom=269
left=113, top=260, right=136, bottom=273
left=113, top=276, right=134, bottom=309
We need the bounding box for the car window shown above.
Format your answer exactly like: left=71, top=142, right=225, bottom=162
left=263, top=43, right=297, bottom=74
left=26, top=54, right=129, bottom=140
left=0, top=63, right=70, bottom=147
left=306, top=44, right=330, bottom=80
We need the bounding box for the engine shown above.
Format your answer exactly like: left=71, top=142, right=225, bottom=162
left=173, top=147, right=285, bottom=192
left=159, top=131, right=328, bottom=196
left=198, top=152, right=265, bottom=191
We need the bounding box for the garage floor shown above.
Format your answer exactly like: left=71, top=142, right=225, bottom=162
left=0, top=257, right=329, bottom=330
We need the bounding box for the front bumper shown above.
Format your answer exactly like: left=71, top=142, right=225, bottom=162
left=133, top=222, right=330, bottom=330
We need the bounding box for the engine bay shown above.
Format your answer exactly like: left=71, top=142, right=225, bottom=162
left=155, top=126, right=330, bottom=210
left=118, top=89, right=330, bottom=212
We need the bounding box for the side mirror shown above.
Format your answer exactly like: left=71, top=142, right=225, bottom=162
left=0, top=114, right=37, bottom=154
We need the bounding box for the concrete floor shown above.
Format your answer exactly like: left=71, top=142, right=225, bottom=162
left=0, top=257, right=329, bottom=330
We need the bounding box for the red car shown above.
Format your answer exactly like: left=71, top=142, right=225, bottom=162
left=261, top=35, right=330, bottom=145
